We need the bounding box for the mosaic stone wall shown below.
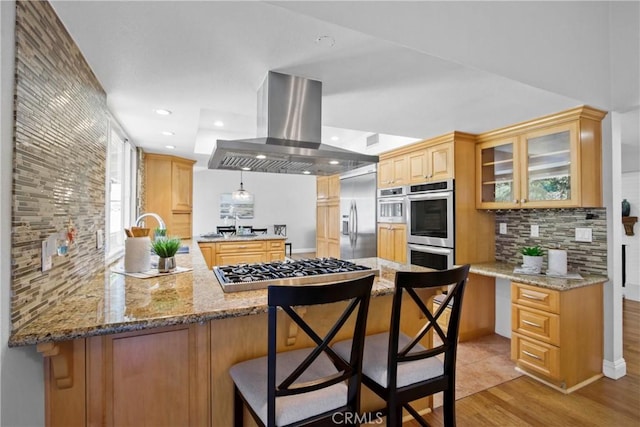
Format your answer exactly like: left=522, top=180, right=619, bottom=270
left=11, top=0, right=107, bottom=329
left=494, top=208, right=608, bottom=275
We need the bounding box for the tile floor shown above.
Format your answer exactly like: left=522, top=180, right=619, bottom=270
left=433, top=334, right=521, bottom=407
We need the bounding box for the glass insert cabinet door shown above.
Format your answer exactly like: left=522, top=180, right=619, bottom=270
left=521, top=122, right=579, bottom=207
left=477, top=137, right=521, bottom=208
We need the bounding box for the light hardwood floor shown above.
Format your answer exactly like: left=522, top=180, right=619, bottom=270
left=409, top=299, right=640, bottom=426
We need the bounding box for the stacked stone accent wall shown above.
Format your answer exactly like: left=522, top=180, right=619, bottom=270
left=494, top=208, right=607, bottom=275
left=11, top=0, right=107, bottom=329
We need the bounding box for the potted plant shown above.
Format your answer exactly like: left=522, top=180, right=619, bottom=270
left=520, top=246, right=544, bottom=273
left=151, top=237, right=181, bottom=273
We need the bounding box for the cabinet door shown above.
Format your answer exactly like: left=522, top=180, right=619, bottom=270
left=327, top=175, right=340, bottom=199
left=476, top=138, right=521, bottom=209
left=408, top=150, right=428, bottom=184
left=171, top=161, right=193, bottom=212
left=377, top=224, right=393, bottom=260
left=317, top=176, right=329, bottom=200
left=426, top=142, right=453, bottom=181
left=171, top=213, right=192, bottom=239
left=520, top=122, right=579, bottom=208
left=391, top=155, right=408, bottom=186
left=391, top=224, right=407, bottom=264
left=378, top=158, right=394, bottom=188
left=86, top=324, right=210, bottom=426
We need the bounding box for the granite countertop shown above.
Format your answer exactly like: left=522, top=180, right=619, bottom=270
left=470, top=261, right=608, bottom=291
left=8, top=244, right=429, bottom=347
left=196, top=234, right=286, bottom=243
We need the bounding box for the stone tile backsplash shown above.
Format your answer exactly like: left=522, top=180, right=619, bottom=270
left=11, top=1, right=107, bottom=329
left=494, top=208, right=607, bottom=276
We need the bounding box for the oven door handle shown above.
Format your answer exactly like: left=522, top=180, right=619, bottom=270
left=408, top=244, right=453, bottom=255
left=379, top=197, right=405, bottom=203
left=407, top=192, right=452, bottom=201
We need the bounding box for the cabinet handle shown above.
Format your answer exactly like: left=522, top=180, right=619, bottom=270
left=521, top=198, right=527, bottom=203
left=238, top=245, right=247, bottom=249
left=522, top=319, right=541, bottom=328
left=522, top=350, right=542, bottom=360
left=522, top=292, right=545, bottom=301
left=513, top=199, right=518, bottom=203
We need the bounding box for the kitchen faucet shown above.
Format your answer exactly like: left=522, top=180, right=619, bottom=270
left=135, top=213, right=166, bottom=230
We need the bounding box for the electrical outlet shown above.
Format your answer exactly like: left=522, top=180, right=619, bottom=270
left=499, top=223, right=507, bottom=234
left=96, top=229, right=104, bottom=249
left=575, top=227, right=593, bottom=242
left=42, top=240, right=52, bottom=272
left=531, top=224, right=539, bottom=237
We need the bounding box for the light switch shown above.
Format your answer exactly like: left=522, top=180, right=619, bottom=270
left=42, top=240, right=52, bottom=272
left=499, top=223, right=507, bottom=235
left=96, top=229, right=104, bottom=249
left=575, top=227, right=593, bottom=242
left=531, top=224, right=539, bottom=237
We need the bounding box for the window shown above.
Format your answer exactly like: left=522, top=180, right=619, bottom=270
left=106, top=123, right=137, bottom=260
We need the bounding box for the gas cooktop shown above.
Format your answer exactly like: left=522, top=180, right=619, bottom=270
left=213, top=258, right=374, bottom=293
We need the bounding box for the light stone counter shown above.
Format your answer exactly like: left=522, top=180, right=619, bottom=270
left=8, top=243, right=429, bottom=347
left=470, top=261, right=608, bottom=290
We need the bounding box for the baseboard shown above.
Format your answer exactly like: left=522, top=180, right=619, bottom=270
left=603, top=358, right=627, bottom=379
left=292, top=247, right=315, bottom=254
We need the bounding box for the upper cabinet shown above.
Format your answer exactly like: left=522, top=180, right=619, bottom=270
left=317, top=174, right=340, bottom=200
left=316, top=175, right=341, bottom=258
left=476, top=106, right=607, bottom=209
left=145, top=153, right=196, bottom=238
left=378, top=139, right=454, bottom=188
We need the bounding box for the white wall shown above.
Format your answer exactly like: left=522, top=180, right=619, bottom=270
left=1, top=2, right=45, bottom=426
left=622, top=171, right=640, bottom=301
left=192, top=168, right=317, bottom=253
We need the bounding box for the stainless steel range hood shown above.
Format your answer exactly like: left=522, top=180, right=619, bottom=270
left=208, top=71, right=379, bottom=175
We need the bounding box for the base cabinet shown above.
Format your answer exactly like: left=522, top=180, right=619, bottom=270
left=510, top=281, right=603, bottom=392
left=377, top=223, right=406, bottom=264
left=198, top=240, right=285, bottom=269
left=40, top=324, right=210, bottom=427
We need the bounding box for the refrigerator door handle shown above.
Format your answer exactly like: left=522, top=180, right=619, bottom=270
left=352, top=200, right=358, bottom=247
left=349, top=201, right=356, bottom=247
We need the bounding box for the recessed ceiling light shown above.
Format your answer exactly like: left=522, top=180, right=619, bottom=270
left=242, top=167, right=251, bottom=171
left=256, top=154, right=266, bottom=159
left=154, top=109, right=172, bottom=115
left=161, top=131, right=174, bottom=136
left=315, top=35, right=335, bottom=47
left=329, top=160, right=340, bottom=165
left=303, top=171, right=311, bottom=175
left=213, top=120, right=224, bottom=127
left=165, top=145, right=175, bottom=150
left=331, top=136, right=339, bottom=141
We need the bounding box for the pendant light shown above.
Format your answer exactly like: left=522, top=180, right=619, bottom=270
left=231, top=170, right=251, bottom=201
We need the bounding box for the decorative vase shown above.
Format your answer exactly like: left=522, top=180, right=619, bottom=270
left=622, top=199, right=631, bottom=217
left=157, top=256, right=176, bottom=273
left=522, top=255, right=543, bottom=273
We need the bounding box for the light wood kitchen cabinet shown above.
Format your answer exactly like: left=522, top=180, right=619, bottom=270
left=41, top=324, right=211, bottom=426
left=145, top=153, right=196, bottom=238
left=378, top=155, right=408, bottom=188
left=425, top=141, right=454, bottom=182
left=377, top=223, right=407, bottom=264
left=316, top=174, right=341, bottom=258
left=476, top=106, right=606, bottom=209
left=510, top=281, right=604, bottom=393
left=198, top=240, right=285, bottom=269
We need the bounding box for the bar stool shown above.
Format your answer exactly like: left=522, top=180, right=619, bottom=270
left=274, top=224, right=292, bottom=257
left=229, top=274, right=375, bottom=426
left=333, top=264, right=470, bottom=426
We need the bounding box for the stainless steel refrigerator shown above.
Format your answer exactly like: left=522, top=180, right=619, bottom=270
left=340, top=165, right=377, bottom=259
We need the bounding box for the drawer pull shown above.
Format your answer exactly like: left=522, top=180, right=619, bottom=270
left=522, top=320, right=541, bottom=328
left=522, top=292, right=545, bottom=301
left=522, top=350, right=542, bottom=360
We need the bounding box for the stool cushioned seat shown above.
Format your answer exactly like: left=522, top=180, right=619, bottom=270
left=230, top=348, right=347, bottom=426
left=334, top=332, right=443, bottom=389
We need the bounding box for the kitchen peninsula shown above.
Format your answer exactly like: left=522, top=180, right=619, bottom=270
left=9, top=242, right=437, bottom=426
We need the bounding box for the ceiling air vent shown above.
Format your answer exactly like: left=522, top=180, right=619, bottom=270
left=366, top=133, right=379, bottom=147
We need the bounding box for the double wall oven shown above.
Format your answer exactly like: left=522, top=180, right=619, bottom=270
left=406, top=179, right=455, bottom=270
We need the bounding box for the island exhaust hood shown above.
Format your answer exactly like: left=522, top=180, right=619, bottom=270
left=208, top=71, right=379, bottom=175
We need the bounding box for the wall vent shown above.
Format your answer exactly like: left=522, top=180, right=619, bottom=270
left=366, top=133, right=379, bottom=147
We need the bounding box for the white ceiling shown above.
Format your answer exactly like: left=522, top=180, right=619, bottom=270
left=49, top=1, right=639, bottom=169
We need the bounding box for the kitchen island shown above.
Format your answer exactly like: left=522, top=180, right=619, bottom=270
left=196, top=233, right=288, bottom=269
left=9, top=241, right=436, bottom=426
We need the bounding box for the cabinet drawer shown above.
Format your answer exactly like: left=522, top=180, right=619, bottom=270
left=268, top=251, right=285, bottom=262
left=511, top=332, right=560, bottom=380
left=268, top=240, right=285, bottom=251
left=217, top=241, right=266, bottom=253
left=216, top=252, right=265, bottom=266
left=512, top=305, right=559, bottom=345
left=511, top=282, right=560, bottom=314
